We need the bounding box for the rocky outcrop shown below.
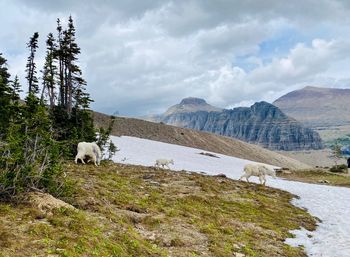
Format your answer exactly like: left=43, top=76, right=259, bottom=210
left=162, top=100, right=323, bottom=151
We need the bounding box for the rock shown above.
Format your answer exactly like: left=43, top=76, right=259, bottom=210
left=215, top=173, right=227, bottom=178
left=149, top=181, right=160, bottom=186
left=160, top=100, right=323, bottom=151
left=27, top=192, right=75, bottom=216
left=318, top=180, right=330, bottom=184
left=234, top=253, right=245, bottom=257
left=143, top=174, right=153, bottom=180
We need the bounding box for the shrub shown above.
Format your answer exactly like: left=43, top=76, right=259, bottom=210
left=329, top=164, right=347, bottom=173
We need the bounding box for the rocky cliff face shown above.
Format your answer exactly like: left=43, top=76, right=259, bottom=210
left=162, top=100, right=323, bottom=151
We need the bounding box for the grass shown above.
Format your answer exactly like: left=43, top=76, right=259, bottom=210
left=279, top=169, right=350, bottom=187
left=0, top=161, right=317, bottom=256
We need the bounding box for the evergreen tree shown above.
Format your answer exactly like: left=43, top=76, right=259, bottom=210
left=62, top=15, right=92, bottom=115
left=10, top=75, right=21, bottom=102
left=25, top=32, right=39, bottom=94
left=56, top=19, right=65, bottom=106
left=50, top=16, right=96, bottom=151
left=42, top=33, right=57, bottom=107
left=0, top=53, right=13, bottom=136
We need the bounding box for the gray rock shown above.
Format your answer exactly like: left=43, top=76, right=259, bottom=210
left=162, top=101, right=323, bottom=151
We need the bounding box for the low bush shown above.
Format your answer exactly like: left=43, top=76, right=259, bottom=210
left=329, top=164, right=348, bottom=173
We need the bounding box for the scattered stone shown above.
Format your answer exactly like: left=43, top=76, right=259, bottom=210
left=149, top=181, right=161, bottom=186
left=318, top=180, right=330, bottom=184
left=282, top=170, right=292, bottom=174
left=199, top=152, right=220, bottom=158
left=234, top=253, right=245, bottom=257
left=27, top=192, right=75, bottom=216
left=143, top=174, right=153, bottom=180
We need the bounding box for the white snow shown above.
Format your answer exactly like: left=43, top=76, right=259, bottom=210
left=111, top=135, right=350, bottom=257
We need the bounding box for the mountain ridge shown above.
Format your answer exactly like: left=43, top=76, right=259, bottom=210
left=151, top=98, right=323, bottom=151
left=273, top=86, right=350, bottom=128
left=93, top=111, right=311, bottom=169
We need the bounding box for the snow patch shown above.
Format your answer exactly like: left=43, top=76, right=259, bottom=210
left=111, top=135, right=350, bottom=257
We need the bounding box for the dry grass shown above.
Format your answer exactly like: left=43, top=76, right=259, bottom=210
left=279, top=169, right=350, bottom=188
left=0, top=162, right=317, bottom=256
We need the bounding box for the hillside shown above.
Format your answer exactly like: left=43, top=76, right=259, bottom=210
left=273, top=86, right=350, bottom=128
left=143, top=98, right=323, bottom=151
left=93, top=112, right=310, bottom=169
left=0, top=162, right=316, bottom=256
left=273, top=86, right=350, bottom=141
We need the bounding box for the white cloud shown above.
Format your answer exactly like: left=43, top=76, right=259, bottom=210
left=2, top=1, right=350, bottom=115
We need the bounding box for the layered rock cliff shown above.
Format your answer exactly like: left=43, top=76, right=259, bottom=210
left=161, top=99, right=323, bottom=151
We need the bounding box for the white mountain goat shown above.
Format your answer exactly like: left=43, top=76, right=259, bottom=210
left=75, top=142, right=102, bottom=166
left=154, top=159, right=174, bottom=169
left=240, top=163, right=276, bottom=185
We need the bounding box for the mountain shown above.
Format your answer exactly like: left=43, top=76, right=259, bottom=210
left=164, top=97, right=222, bottom=116
left=142, top=97, right=222, bottom=123
left=154, top=99, right=323, bottom=151
left=93, top=112, right=311, bottom=169
left=273, top=86, right=350, bottom=128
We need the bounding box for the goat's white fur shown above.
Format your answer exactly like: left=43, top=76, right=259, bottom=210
left=240, top=164, right=276, bottom=185
left=154, top=159, right=174, bottom=169
left=75, top=142, right=102, bottom=166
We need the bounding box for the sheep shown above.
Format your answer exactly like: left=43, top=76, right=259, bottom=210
left=75, top=142, right=102, bottom=166
left=154, top=159, right=174, bottom=169
left=239, top=163, right=276, bottom=185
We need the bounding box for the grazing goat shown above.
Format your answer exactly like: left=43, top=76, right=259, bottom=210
left=75, top=142, right=102, bottom=166
left=155, top=159, right=174, bottom=169
left=240, top=163, right=276, bottom=185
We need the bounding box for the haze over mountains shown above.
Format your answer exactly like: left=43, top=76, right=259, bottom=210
left=143, top=97, right=323, bottom=151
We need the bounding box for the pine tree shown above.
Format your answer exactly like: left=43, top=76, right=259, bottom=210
left=25, top=32, right=39, bottom=94
left=56, top=19, right=65, bottom=107
left=42, top=33, right=57, bottom=107
left=0, top=53, right=13, bottom=136
left=50, top=16, right=95, bottom=149
left=10, top=75, right=21, bottom=102
left=63, top=16, right=92, bottom=115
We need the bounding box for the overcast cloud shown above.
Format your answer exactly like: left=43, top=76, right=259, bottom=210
left=1, top=0, right=350, bottom=116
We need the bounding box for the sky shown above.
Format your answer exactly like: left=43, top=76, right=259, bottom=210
left=1, top=0, right=350, bottom=116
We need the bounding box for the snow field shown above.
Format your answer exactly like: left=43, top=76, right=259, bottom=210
left=111, top=136, right=350, bottom=257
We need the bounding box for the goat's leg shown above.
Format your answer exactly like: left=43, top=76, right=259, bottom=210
left=259, top=175, right=264, bottom=185
left=92, top=155, right=97, bottom=166
left=259, top=175, right=266, bottom=185
left=239, top=174, right=245, bottom=181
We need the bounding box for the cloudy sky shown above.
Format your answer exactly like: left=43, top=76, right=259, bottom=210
left=1, top=0, right=350, bottom=116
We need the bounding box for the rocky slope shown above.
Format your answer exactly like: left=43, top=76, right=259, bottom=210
left=158, top=99, right=323, bottom=151
left=93, top=112, right=311, bottom=169
left=273, top=86, right=350, bottom=128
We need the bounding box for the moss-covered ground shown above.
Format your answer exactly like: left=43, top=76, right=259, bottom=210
left=0, top=162, right=317, bottom=256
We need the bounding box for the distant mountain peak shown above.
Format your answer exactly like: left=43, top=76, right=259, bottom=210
left=273, top=86, right=350, bottom=128
left=179, top=97, right=207, bottom=105
left=164, top=97, right=222, bottom=116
